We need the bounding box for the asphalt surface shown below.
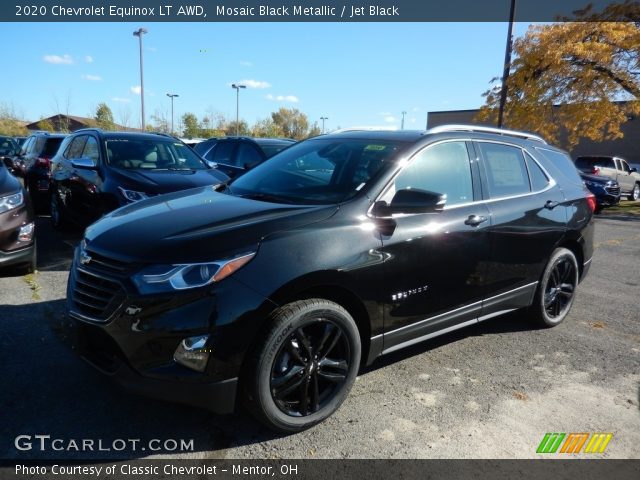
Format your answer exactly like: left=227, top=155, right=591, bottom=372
left=0, top=214, right=638, bottom=460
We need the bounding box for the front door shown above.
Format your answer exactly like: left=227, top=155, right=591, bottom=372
left=374, top=140, right=491, bottom=353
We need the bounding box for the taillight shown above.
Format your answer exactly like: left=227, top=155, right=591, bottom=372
left=586, top=194, right=597, bottom=213
left=591, top=166, right=600, bottom=175
left=35, top=157, right=51, bottom=168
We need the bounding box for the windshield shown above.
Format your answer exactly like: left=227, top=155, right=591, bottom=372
left=230, top=138, right=407, bottom=204
left=105, top=137, right=208, bottom=170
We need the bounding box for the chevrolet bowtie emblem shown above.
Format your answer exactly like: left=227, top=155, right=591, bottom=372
left=80, top=252, right=92, bottom=265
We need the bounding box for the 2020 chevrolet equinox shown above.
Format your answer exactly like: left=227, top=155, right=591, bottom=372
left=68, top=125, right=594, bottom=432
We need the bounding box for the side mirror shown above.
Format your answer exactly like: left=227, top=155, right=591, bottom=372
left=205, top=160, right=218, bottom=169
left=375, top=188, right=447, bottom=216
left=71, top=157, right=98, bottom=170
left=631, top=167, right=637, bottom=173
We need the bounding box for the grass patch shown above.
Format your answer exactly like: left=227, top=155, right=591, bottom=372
left=601, top=200, right=640, bottom=216
left=22, top=273, right=41, bottom=301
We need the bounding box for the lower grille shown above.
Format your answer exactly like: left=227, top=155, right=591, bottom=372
left=605, top=186, right=620, bottom=196
left=70, top=267, right=125, bottom=322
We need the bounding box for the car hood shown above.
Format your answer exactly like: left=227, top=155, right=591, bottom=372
left=0, top=165, right=21, bottom=196
left=110, top=167, right=229, bottom=194
left=84, top=186, right=338, bottom=264
left=580, top=173, right=614, bottom=184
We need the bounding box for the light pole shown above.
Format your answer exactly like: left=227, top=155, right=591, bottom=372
left=401, top=111, right=407, bottom=130
left=320, top=116, right=328, bottom=134
left=166, top=93, right=179, bottom=135
left=231, top=83, right=246, bottom=136
left=133, top=27, right=148, bottom=131
left=498, top=0, right=517, bottom=128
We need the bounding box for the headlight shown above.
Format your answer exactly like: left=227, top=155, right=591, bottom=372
left=0, top=191, right=24, bottom=214
left=584, top=181, right=599, bottom=188
left=132, top=252, right=256, bottom=294
left=118, top=187, right=148, bottom=202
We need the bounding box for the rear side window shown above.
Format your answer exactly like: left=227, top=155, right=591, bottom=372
left=237, top=142, right=263, bottom=168
left=82, top=137, right=100, bottom=165
left=396, top=141, right=473, bottom=206
left=260, top=143, right=291, bottom=159
left=525, top=153, right=550, bottom=191
left=537, top=149, right=583, bottom=186
left=478, top=143, right=530, bottom=198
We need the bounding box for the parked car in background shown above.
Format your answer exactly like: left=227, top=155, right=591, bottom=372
left=14, top=136, right=27, bottom=149
left=574, top=155, right=640, bottom=201
left=194, top=136, right=295, bottom=179
left=0, top=136, right=19, bottom=174
left=180, top=137, right=207, bottom=149
left=49, top=129, right=229, bottom=230
left=579, top=172, right=620, bottom=213
left=12, top=132, right=67, bottom=211
left=67, top=125, right=594, bottom=432
left=0, top=158, right=35, bottom=273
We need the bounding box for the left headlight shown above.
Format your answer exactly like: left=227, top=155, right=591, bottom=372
left=0, top=191, right=24, bottom=214
left=132, top=252, right=256, bottom=294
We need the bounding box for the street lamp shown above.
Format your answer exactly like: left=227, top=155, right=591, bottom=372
left=133, top=27, right=148, bottom=131
left=320, top=116, right=328, bottom=134
left=166, top=93, right=179, bottom=135
left=401, top=111, right=407, bottom=130
left=231, top=83, right=246, bottom=136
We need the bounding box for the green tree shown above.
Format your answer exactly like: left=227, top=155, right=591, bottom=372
left=0, top=103, right=28, bottom=136
left=271, top=108, right=309, bottom=140
left=36, top=118, right=55, bottom=132
left=226, top=120, right=250, bottom=136
left=477, top=2, right=640, bottom=148
left=182, top=112, right=201, bottom=138
left=95, top=103, right=115, bottom=130
left=307, top=122, right=321, bottom=138
left=251, top=117, right=284, bottom=138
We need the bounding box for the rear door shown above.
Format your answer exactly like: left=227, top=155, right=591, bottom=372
left=475, top=141, right=566, bottom=318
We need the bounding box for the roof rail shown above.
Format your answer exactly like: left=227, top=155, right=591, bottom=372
left=427, top=124, right=547, bottom=144
left=74, top=128, right=102, bottom=133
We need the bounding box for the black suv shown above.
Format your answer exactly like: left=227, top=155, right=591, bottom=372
left=194, top=136, right=294, bottom=179
left=12, top=132, right=67, bottom=211
left=68, top=126, right=594, bottom=432
left=49, top=130, right=229, bottom=229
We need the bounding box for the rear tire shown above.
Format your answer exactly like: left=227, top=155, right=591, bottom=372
left=527, top=248, right=579, bottom=328
left=243, top=299, right=361, bottom=433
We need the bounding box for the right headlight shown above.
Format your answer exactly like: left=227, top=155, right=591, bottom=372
left=132, top=252, right=256, bottom=295
left=0, top=191, right=24, bottom=214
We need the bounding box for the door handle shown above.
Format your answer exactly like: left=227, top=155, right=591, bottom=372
left=465, top=215, right=488, bottom=226
left=544, top=200, right=559, bottom=210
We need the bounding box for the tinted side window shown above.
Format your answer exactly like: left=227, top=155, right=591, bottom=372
left=66, top=136, right=88, bottom=159
left=19, top=137, right=34, bottom=155
left=395, top=141, right=473, bottom=206
left=537, top=149, right=583, bottom=186
left=82, top=137, right=100, bottom=165
left=236, top=142, right=263, bottom=168
left=208, top=141, right=235, bottom=165
left=525, top=153, right=550, bottom=191
left=478, top=143, right=530, bottom=198
left=620, top=159, right=631, bottom=173
left=33, top=137, right=46, bottom=155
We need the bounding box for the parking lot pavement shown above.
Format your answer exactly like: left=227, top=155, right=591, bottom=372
left=0, top=215, right=638, bottom=460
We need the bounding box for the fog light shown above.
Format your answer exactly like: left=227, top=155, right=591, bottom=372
left=173, top=334, right=210, bottom=372
left=18, top=222, right=35, bottom=242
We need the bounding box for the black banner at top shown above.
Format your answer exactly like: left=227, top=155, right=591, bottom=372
left=1, top=0, right=639, bottom=22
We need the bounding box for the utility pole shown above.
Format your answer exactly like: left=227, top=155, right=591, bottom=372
left=133, top=28, right=148, bottom=131
left=498, top=0, right=517, bottom=129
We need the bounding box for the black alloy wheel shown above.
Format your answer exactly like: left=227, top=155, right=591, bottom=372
left=270, top=320, right=350, bottom=417
left=245, top=299, right=361, bottom=433
left=529, top=248, right=579, bottom=327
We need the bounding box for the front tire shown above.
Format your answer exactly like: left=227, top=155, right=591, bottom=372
left=527, top=248, right=579, bottom=327
left=629, top=183, right=640, bottom=201
left=244, top=299, right=361, bottom=433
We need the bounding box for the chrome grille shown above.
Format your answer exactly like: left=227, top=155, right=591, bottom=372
left=70, top=254, right=128, bottom=322
left=605, top=185, right=620, bottom=196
